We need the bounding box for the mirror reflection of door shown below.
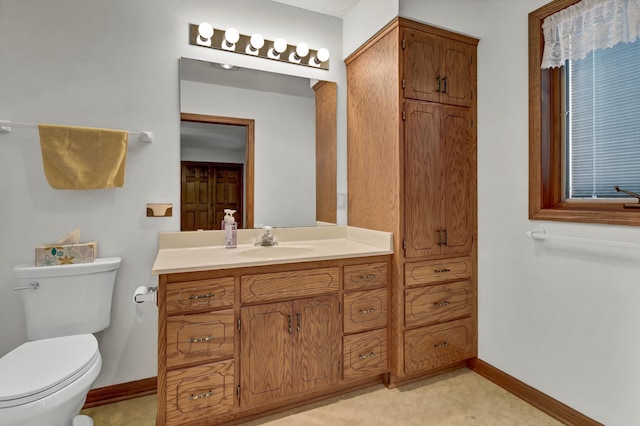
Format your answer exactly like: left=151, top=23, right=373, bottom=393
left=180, top=113, right=255, bottom=231
left=181, top=161, right=243, bottom=231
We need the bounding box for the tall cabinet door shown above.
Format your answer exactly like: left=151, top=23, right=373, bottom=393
left=405, top=101, right=442, bottom=259
left=240, top=302, right=293, bottom=407
left=292, top=295, right=341, bottom=393
left=440, top=106, right=473, bottom=255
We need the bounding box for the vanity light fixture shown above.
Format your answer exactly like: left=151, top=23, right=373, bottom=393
left=289, top=42, right=309, bottom=63
left=188, top=23, right=329, bottom=70
left=222, top=27, right=240, bottom=51
left=197, top=22, right=214, bottom=47
left=245, top=33, right=264, bottom=55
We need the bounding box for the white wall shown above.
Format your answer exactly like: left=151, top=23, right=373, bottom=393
left=0, top=0, right=343, bottom=388
left=400, top=1, right=640, bottom=425
left=181, top=80, right=316, bottom=227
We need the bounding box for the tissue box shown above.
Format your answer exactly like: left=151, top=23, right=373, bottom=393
left=35, top=242, right=97, bottom=267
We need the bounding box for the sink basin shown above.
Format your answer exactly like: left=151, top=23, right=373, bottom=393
left=238, top=246, right=315, bottom=259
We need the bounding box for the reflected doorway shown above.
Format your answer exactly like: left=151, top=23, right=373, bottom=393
left=180, top=113, right=255, bottom=230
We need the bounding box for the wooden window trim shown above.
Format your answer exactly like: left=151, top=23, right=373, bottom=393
left=529, top=0, right=640, bottom=226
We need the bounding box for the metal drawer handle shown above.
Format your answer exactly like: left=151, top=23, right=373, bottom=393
left=188, top=390, right=214, bottom=401
left=434, top=342, right=450, bottom=349
left=189, top=335, right=215, bottom=343
left=188, top=293, right=215, bottom=300
left=434, top=301, right=450, bottom=307
left=434, top=268, right=451, bottom=273
left=13, top=282, right=39, bottom=291
left=359, top=351, right=377, bottom=360
left=358, top=274, right=377, bottom=280
left=359, top=308, right=376, bottom=314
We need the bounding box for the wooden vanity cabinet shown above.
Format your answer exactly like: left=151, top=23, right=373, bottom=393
left=157, top=255, right=391, bottom=426
left=346, top=17, right=478, bottom=386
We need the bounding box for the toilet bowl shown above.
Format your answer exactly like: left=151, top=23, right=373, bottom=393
left=0, top=334, right=101, bottom=426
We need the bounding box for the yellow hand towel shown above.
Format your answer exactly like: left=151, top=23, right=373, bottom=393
left=38, top=124, right=128, bottom=189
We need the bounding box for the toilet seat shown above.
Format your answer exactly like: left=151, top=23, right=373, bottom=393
left=0, top=334, right=100, bottom=409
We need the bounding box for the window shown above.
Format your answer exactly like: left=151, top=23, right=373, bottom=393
left=529, top=0, right=640, bottom=226
left=565, top=41, right=640, bottom=200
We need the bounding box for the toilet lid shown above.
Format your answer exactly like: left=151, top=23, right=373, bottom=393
left=0, top=334, right=100, bottom=408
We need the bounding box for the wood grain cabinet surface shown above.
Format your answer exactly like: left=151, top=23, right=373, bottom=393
left=346, top=17, right=478, bottom=386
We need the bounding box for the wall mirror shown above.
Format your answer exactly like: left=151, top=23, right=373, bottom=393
left=179, top=57, right=336, bottom=231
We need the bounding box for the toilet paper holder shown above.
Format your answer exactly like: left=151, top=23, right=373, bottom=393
left=133, top=286, right=157, bottom=304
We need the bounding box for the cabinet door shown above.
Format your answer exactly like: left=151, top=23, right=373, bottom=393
left=292, top=295, right=341, bottom=393
left=403, top=29, right=441, bottom=103
left=240, top=302, right=293, bottom=407
left=440, top=40, right=474, bottom=107
left=441, top=106, right=473, bottom=256
left=405, top=101, right=443, bottom=258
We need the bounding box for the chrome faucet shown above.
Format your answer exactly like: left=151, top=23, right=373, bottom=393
left=256, top=226, right=278, bottom=246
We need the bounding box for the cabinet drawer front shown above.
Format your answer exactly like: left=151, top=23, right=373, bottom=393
left=166, top=277, right=234, bottom=314
left=241, top=267, right=339, bottom=303
left=405, top=257, right=472, bottom=286
left=343, top=328, right=388, bottom=380
left=404, top=318, right=475, bottom=374
left=165, top=360, right=234, bottom=426
left=343, top=262, right=388, bottom=291
left=166, top=310, right=235, bottom=369
left=405, top=280, right=472, bottom=328
left=343, top=288, right=388, bottom=334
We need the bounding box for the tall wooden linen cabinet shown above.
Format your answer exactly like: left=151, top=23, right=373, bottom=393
left=346, top=18, right=478, bottom=386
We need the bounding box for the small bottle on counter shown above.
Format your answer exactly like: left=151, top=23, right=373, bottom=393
left=222, top=209, right=237, bottom=248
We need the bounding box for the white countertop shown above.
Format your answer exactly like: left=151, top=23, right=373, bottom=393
left=152, top=226, right=394, bottom=274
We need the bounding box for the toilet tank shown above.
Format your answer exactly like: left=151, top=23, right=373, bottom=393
left=13, top=257, right=121, bottom=340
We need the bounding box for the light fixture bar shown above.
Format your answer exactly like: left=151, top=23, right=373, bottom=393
left=188, top=24, right=329, bottom=70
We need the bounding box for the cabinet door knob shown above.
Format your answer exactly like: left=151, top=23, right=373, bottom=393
left=434, top=300, right=450, bottom=307
left=442, top=76, right=448, bottom=94
left=434, top=268, right=451, bottom=273
left=434, top=341, right=450, bottom=349
left=436, top=75, right=441, bottom=93
left=359, top=308, right=376, bottom=314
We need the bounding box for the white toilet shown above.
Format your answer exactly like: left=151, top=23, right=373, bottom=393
left=0, top=257, right=121, bottom=426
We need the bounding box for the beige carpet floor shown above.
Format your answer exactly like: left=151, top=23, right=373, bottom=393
left=81, top=368, right=562, bottom=425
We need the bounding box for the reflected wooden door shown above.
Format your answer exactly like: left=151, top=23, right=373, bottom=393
left=181, top=161, right=243, bottom=231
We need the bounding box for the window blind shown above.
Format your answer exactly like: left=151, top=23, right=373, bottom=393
left=566, top=40, right=640, bottom=199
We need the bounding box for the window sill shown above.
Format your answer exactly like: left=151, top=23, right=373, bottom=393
left=530, top=206, right=640, bottom=226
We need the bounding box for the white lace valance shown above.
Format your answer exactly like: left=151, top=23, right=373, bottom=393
left=541, top=0, right=640, bottom=68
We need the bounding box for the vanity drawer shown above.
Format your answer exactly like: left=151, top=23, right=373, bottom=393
left=166, top=310, right=235, bottom=369
left=343, top=328, right=388, bottom=380
left=343, top=288, right=388, bottom=334
left=241, top=267, right=339, bottom=303
left=343, top=262, right=388, bottom=291
left=404, top=257, right=472, bottom=287
left=165, top=359, right=235, bottom=426
left=404, top=280, right=473, bottom=328
left=404, top=318, right=475, bottom=374
left=166, top=277, right=235, bottom=315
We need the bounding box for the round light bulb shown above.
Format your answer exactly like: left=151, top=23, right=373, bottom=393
left=198, top=22, right=214, bottom=40
left=273, top=38, right=288, bottom=54
left=296, top=43, right=309, bottom=58
left=250, top=33, right=264, bottom=50
left=317, top=48, right=330, bottom=63
left=225, top=28, right=240, bottom=44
